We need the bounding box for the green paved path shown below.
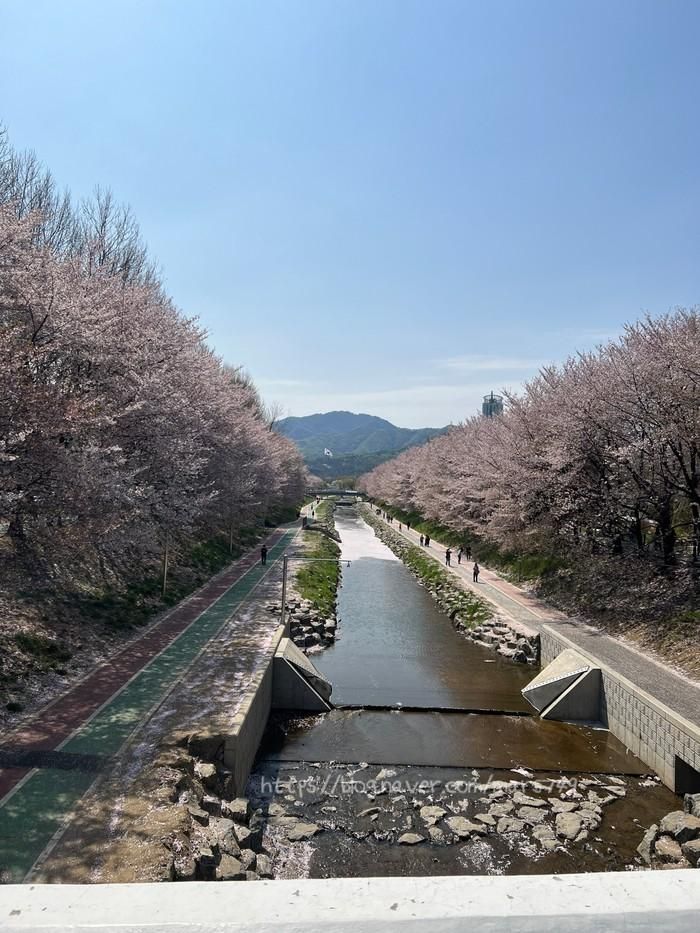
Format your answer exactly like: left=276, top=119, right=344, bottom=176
left=0, top=529, right=296, bottom=883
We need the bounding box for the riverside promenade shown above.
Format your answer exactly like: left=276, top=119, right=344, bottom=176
left=0, top=524, right=300, bottom=883
left=369, top=509, right=700, bottom=736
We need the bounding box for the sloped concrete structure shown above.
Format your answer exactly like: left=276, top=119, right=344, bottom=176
left=540, top=667, right=602, bottom=723
left=272, top=637, right=332, bottom=711
left=522, top=648, right=591, bottom=713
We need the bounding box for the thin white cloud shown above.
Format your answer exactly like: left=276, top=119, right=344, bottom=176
left=438, top=355, right=545, bottom=372
left=257, top=377, right=315, bottom=388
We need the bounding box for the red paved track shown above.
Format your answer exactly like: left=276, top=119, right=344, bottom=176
left=0, top=530, right=284, bottom=802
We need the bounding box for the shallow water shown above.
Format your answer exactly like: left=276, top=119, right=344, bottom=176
left=250, top=506, right=678, bottom=877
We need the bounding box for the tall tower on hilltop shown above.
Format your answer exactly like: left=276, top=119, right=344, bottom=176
left=482, top=391, right=504, bottom=417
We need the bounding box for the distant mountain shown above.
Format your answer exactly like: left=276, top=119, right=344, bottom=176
left=275, top=411, right=448, bottom=479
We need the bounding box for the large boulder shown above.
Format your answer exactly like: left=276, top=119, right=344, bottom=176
left=659, top=810, right=700, bottom=844
left=555, top=811, right=583, bottom=841
left=637, top=824, right=658, bottom=865
left=654, top=835, right=684, bottom=864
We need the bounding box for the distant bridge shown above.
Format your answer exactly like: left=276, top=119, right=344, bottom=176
left=311, top=488, right=363, bottom=498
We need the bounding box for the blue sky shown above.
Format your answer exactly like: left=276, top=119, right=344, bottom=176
left=2, top=0, right=699, bottom=427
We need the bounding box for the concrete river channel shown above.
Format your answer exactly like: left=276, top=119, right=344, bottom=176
left=250, top=506, right=677, bottom=878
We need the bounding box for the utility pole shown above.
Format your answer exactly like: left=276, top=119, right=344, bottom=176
left=161, top=531, right=170, bottom=598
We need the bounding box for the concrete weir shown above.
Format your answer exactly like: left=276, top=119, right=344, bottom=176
left=536, top=629, right=700, bottom=793
left=522, top=648, right=602, bottom=722
left=188, top=621, right=332, bottom=796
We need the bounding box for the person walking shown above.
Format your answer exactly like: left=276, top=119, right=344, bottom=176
left=445, top=547, right=451, bottom=566
left=425, top=535, right=430, bottom=547
left=457, top=546, right=463, bottom=564
left=398, top=522, right=402, bottom=531
left=473, top=560, right=480, bottom=583
left=465, top=545, right=472, bottom=560
left=407, top=521, right=411, bottom=531
left=419, top=534, right=424, bottom=546
left=260, top=544, right=268, bottom=566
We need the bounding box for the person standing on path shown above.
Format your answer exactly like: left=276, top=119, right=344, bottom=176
left=445, top=548, right=451, bottom=566
left=473, top=561, right=480, bottom=583
left=260, top=545, right=268, bottom=566
left=465, top=545, right=472, bottom=560
left=457, top=547, right=463, bottom=564
left=419, top=534, right=424, bottom=546
left=425, top=535, right=430, bottom=547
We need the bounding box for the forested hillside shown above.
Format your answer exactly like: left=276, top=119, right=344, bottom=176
left=276, top=410, right=446, bottom=478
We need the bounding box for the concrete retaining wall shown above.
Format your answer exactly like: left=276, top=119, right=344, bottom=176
left=222, top=623, right=287, bottom=794
left=2, top=873, right=699, bottom=931
left=541, top=626, right=700, bottom=793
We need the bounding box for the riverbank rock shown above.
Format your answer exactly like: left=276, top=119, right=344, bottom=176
left=286, top=821, right=322, bottom=841
left=420, top=805, right=447, bottom=826
left=555, top=811, right=583, bottom=840
left=445, top=816, right=486, bottom=838
left=398, top=833, right=425, bottom=845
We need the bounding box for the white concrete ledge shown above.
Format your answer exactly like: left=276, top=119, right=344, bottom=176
left=2, top=872, right=700, bottom=932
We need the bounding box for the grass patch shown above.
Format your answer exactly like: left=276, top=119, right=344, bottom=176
left=297, top=498, right=340, bottom=617
left=15, top=632, right=72, bottom=669
left=65, top=524, right=273, bottom=631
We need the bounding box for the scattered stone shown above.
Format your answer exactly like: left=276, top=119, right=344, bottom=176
left=549, top=799, right=578, bottom=814
left=555, top=811, right=583, bottom=841
left=474, top=813, right=496, bottom=827
left=602, top=786, right=626, bottom=798
left=517, top=806, right=548, bottom=825
left=358, top=806, right=381, bottom=818
left=196, top=847, right=217, bottom=880
left=201, top=795, right=221, bottom=816
left=398, top=833, right=424, bottom=845
left=187, top=804, right=210, bottom=826
left=497, top=817, right=525, bottom=834
left=222, top=798, right=251, bottom=824
left=233, top=825, right=254, bottom=849
left=256, top=854, right=274, bottom=878
left=239, top=849, right=257, bottom=871
left=419, top=805, right=447, bottom=826
left=513, top=792, right=547, bottom=808
left=680, top=838, right=700, bottom=867
left=216, top=854, right=245, bottom=881
left=375, top=768, right=397, bottom=782
left=659, top=811, right=700, bottom=844
left=654, top=835, right=684, bottom=863
left=286, top=821, right=322, bottom=842
left=488, top=801, right=515, bottom=817
left=194, top=762, right=219, bottom=791
left=532, top=825, right=558, bottom=851
left=445, top=816, right=486, bottom=838
left=429, top=826, right=446, bottom=844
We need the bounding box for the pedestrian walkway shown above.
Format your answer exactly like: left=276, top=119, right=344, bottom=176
left=0, top=526, right=299, bottom=882
left=370, top=509, right=700, bottom=730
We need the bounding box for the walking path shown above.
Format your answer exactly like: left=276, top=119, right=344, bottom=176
left=0, top=525, right=299, bottom=882
left=369, top=509, right=700, bottom=730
